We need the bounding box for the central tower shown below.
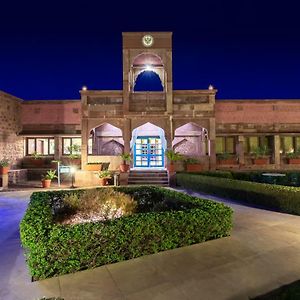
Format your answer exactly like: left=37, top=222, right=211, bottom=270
left=122, top=32, right=173, bottom=113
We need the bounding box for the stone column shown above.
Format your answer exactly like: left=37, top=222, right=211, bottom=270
left=81, top=118, right=88, bottom=170
left=274, top=135, right=281, bottom=169
left=209, top=118, right=216, bottom=170
left=54, top=136, right=62, bottom=161
left=123, top=118, right=131, bottom=154
left=237, top=135, right=245, bottom=166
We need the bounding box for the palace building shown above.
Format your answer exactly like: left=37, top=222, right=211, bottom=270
left=1, top=32, right=300, bottom=186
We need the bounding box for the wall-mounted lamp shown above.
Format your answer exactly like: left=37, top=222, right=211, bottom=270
left=208, top=84, right=214, bottom=90
left=82, top=86, right=87, bottom=91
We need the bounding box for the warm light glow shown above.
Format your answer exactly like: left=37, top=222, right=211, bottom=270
left=82, top=86, right=87, bottom=91
left=145, top=65, right=153, bottom=72
left=70, top=167, right=76, bottom=174
left=208, top=84, right=214, bottom=90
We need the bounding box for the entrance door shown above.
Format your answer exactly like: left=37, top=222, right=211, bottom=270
left=134, top=136, right=164, bottom=168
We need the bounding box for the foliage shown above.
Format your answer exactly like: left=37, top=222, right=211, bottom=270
left=191, top=170, right=300, bottom=187
left=165, top=150, right=183, bottom=163
left=97, top=170, right=112, bottom=179
left=20, top=186, right=232, bottom=280
left=286, top=149, right=300, bottom=159
left=32, top=151, right=42, bottom=159
left=177, top=173, right=300, bottom=215
left=217, top=152, right=236, bottom=160
left=0, top=159, right=10, bottom=167
left=120, top=153, right=131, bottom=163
left=42, top=170, right=58, bottom=181
left=67, top=144, right=81, bottom=159
left=251, top=145, right=269, bottom=158
left=185, top=157, right=200, bottom=165
left=59, top=189, right=137, bottom=223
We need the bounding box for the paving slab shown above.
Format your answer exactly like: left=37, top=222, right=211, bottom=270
left=1, top=188, right=300, bottom=299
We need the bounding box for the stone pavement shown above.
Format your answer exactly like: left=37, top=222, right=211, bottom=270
left=1, top=189, right=300, bottom=300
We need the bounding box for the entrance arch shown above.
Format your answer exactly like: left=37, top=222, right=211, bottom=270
left=89, top=123, right=124, bottom=155
left=134, top=70, right=163, bottom=91
left=130, top=122, right=167, bottom=168
left=173, top=123, right=209, bottom=156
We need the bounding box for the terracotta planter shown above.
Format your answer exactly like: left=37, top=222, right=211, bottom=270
left=41, top=179, right=51, bottom=188
left=253, top=158, right=269, bottom=165
left=85, top=164, right=102, bottom=171
left=218, top=159, right=237, bottom=165
left=186, top=164, right=202, bottom=172
left=0, top=166, right=9, bottom=175
left=288, top=158, right=300, bottom=164
left=32, top=159, right=44, bottom=167
left=119, top=164, right=130, bottom=172
left=99, top=178, right=108, bottom=186
left=167, top=164, right=176, bottom=173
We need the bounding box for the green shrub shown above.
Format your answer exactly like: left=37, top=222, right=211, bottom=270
left=177, top=173, right=300, bottom=215
left=20, top=186, right=232, bottom=280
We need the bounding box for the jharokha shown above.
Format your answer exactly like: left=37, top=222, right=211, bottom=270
left=1, top=32, right=300, bottom=186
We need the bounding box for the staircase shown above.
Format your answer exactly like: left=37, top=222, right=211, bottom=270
left=128, top=170, right=169, bottom=186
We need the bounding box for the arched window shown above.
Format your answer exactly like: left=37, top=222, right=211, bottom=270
left=134, top=70, right=163, bottom=91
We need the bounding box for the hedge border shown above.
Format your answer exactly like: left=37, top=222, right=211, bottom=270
left=177, top=173, right=300, bottom=215
left=20, top=186, right=232, bottom=280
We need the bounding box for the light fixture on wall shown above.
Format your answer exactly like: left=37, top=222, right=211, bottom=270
left=208, top=84, right=214, bottom=90
left=145, top=65, right=153, bottom=72
left=82, top=86, right=88, bottom=91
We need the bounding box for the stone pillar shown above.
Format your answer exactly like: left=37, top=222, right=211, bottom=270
left=237, top=135, right=245, bottom=166
left=54, top=136, right=62, bottom=161
left=123, top=118, right=131, bottom=153
left=0, top=174, right=8, bottom=189
left=209, top=118, right=216, bottom=170
left=81, top=118, right=88, bottom=170
left=274, top=135, right=281, bottom=169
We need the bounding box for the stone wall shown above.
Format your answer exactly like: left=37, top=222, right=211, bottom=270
left=0, top=91, right=24, bottom=168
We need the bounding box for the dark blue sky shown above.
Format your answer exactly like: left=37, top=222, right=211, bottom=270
left=1, top=0, right=300, bottom=100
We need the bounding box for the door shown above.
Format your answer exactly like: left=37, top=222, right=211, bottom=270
left=134, top=136, right=164, bottom=168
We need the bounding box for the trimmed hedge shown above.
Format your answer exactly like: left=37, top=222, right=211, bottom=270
left=187, top=170, right=300, bottom=186
left=20, top=186, right=232, bottom=280
left=177, top=173, right=300, bottom=215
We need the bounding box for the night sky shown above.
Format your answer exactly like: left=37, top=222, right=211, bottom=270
left=1, top=1, right=300, bottom=100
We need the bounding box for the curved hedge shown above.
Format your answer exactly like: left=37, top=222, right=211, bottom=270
left=177, top=173, right=300, bottom=215
left=20, top=186, right=232, bottom=280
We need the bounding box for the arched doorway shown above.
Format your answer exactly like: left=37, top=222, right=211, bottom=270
left=130, top=53, right=165, bottom=92
left=89, top=123, right=124, bottom=155
left=134, top=70, right=163, bottom=91
left=173, top=123, right=209, bottom=156
left=131, top=122, right=167, bottom=168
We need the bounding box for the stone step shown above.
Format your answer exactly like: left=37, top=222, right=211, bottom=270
left=128, top=169, right=169, bottom=186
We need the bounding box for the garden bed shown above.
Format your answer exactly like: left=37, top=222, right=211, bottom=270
left=20, top=186, right=232, bottom=280
left=177, top=173, right=300, bottom=215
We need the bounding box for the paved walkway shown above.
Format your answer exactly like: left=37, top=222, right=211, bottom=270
left=1, top=189, right=300, bottom=300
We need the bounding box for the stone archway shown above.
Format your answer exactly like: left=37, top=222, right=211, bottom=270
left=173, top=122, right=209, bottom=156
left=131, top=122, right=167, bottom=168
left=89, top=123, right=124, bottom=155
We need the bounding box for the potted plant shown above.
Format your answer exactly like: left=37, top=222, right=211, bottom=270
left=119, top=153, right=131, bottom=172
left=97, top=170, right=112, bottom=186
left=85, top=162, right=103, bottom=171
left=185, top=157, right=203, bottom=172
left=251, top=145, right=270, bottom=165
left=31, top=151, right=43, bottom=167
left=286, top=150, right=300, bottom=164
left=66, top=145, right=81, bottom=166
left=0, top=159, right=10, bottom=175
left=165, top=150, right=183, bottom=172
left=217, top=152, right=238, bottom=165
left=41, top=170, right=57, bottom=188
